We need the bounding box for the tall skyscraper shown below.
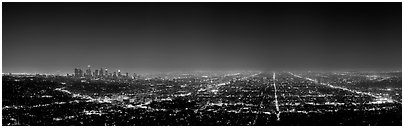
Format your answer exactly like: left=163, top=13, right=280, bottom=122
left=74, top=68, right=79, bottom=77
left=94, top=69, right=99, bottom=77
left=118, top=70, right=121, bottom=77
left=78, top=69, right=83, bottom=77
left=100, top=68, right=104, bottom=77
left=86, top=65, right=92, bottom=77
left=105, top=68, right=108, bottom=77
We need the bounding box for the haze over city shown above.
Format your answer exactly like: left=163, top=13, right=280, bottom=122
left=3, top=3, right=401, bottom=74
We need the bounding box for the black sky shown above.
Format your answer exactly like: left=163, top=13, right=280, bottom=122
left=3, top=2, right=402, bottom=74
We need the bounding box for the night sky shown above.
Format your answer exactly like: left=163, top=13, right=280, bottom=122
left=3, top=2, right=402, bottom=74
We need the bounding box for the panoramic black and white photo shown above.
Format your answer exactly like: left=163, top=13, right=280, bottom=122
left=2, top=2, right=402, bottom=126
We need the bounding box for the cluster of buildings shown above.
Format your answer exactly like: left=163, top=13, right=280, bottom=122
left=72, top=65, right=134, bottom=79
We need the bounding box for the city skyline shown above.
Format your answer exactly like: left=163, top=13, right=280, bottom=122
left=3, top=2, right=402, bottom=74
left=2, top=2, right=402, bottom=126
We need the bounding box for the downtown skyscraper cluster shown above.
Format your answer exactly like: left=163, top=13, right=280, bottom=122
left=73, top=65, right=132, bottom=79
